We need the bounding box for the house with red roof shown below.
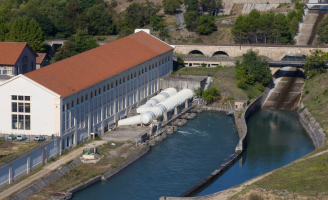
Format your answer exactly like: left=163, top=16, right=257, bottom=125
left=36, top=53, right=50, bottom=69
left=0, top=42, right=38, bottom=76
left=0, top=31, right=174, bottom=153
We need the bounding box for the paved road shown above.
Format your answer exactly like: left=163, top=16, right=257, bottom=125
left=166, top=4, right=186, bottom=32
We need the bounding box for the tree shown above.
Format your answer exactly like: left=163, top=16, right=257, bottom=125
left=0, top=17, right=9, bottom=41
left=8, top=17, right=45, bottom=52
left=317, top=15, right=328, bottom=44
left=273, top=13, right=292, bottom=44
left=184, top=10, right=199, bottom=31
left=177, top=56, right=185, bottom=69
left=202, top=87, right=221, bottom=103
left=248, top=9, right=261, bottom=44
left=231, top=15, right=249, bottom=43
left=194, top=87, right=204, bottom=97
left=163, top=0, right=181, bottom=15
left=54, top=29, right=99, bottom=62
left=235, top=50, right=271, bottom=90
left=303, top=49, right=327, bottom=78
left=196, top=14, right=216, bottom=35
left=84, top=4, right=115, bottom=35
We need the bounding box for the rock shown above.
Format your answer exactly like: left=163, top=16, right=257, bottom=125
left=162, top=132, right=167, bottom=139
left=150, top=140, right=156, bottom=146
left=155, top=136, right=163, bottom=142
left=221, top=18, right=236, bottom=25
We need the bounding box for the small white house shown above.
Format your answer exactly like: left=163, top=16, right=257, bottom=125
left=0, top=32, right=174, bottom=152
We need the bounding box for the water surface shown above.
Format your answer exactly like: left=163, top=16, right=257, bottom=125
left=73, top=112, right=238, bottom=200
left=194, top=109, right=314, bottom=196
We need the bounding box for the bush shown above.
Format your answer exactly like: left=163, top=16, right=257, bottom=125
left=192, top=38, right=203, bottom=43
left=201, top=63, right=207, bottom=68
left=324, top=89, right=328, bottom=95
left=257, top=83, right=264, bottom=92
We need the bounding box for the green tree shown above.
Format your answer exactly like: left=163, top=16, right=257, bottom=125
left=196, top=14, right=216, bottom=35
left=54, top=29, right=99, bottom=62
left=273, top=13, right=292, bottom=44
left=8, top=17, right=45, bottom=52
left=317, top=15, right=328, bottom=44
left=248, top=9, right=261, bottom=43
left=194, top=87, right=204, bottom=97
left=235, top=50, right=271, bottom=89
left=303, top=49, right=327, bottom=78
left=184, top=10, right=199, bottom=31
left=163, top=0, right=181, bottom=15
left=231, top=15, right=249, bottom=43
left=0, top=17, right=9, bottom=41
left=84, top=4, right=115, bottom=35
left=202, top=87, right=221, bottom=103
left=177, top=56, right=185, bottom=69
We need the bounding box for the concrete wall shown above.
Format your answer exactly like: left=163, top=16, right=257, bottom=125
left=0, top=137, right=61, bottom=189
left=297, top=102, right=325, bottom=147
left=174, top=45, right=328, bottom=60
left=160, top=77, right=206, bottom=91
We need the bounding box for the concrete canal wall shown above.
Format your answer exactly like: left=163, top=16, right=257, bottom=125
left=297, top=102, right=325, bottom=148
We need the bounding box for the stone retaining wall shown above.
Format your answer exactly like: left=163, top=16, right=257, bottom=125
left=101, top=145, right=151, bottom=181
left=9, top=158, right=82, bottom=200
left=297, top=102, right=325, bottom=148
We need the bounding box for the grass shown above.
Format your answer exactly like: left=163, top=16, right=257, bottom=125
left=29, top=141, right=142, bottom=199
left=178, top=66, right=262, bottom=101
left=0, top=139, right=47, bottom=166
left=302, top=72, right=328, bottom=137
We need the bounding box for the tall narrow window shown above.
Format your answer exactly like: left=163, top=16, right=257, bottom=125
left=25, top=115, right=30, bottom=130
left=12, top=115, right=17, bottom=129
left=25, top=103, right=30, bottom=113
left=18, top=115, right=24, bottom=130
left=12, top=102, right=17, bottom=112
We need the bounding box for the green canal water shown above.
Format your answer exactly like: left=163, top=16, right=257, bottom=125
left=73, top=109, right=314, bottom=199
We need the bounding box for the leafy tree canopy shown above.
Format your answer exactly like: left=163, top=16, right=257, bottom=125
left=54, top=29, right=99, bottom=62
left=235, top=50, right=271, bottom=90
left=8, top=17, right=44, bottom=52
left=202, top=87, right=221, bottom=103
left=303, top=49, right=327, bottom=78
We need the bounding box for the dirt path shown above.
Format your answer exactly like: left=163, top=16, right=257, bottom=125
left=0, top=140, right=106, bottom=200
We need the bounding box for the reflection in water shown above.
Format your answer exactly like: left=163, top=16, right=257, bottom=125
left=194, top=109, right=314, bottom=196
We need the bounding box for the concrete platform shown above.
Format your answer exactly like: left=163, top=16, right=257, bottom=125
left=101, top=126, right=149, bottom=142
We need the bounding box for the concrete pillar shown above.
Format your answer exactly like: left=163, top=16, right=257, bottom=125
left=27, top=154, right=31, bottom=174
left=88, top=112, right=92, bottom=138
left=164, top=111, right=168, bottom=121
left=59, top=137, right=62, bottom=155
left=43, top=146, right=47, bottom=164
left=8, top=163, right=12, bottom=184
left=174, top=105, right=178, bottom=115
left=185, top=99, right=189, bottom=109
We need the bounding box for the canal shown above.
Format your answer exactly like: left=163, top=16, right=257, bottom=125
left=73, top=112, right=239, bottom=200
left=194, top=109, right=314, bottom=196
left=73, top=109, right=314, bottom=199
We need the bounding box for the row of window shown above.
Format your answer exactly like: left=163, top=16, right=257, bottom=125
left=12, top=96, right=31, bottom=130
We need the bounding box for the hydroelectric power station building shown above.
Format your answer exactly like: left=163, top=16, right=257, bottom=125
left=0, top=31, right=174, bottom=152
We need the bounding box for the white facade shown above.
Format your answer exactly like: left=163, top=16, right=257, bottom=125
left=0, top=50, right=173, bottom=151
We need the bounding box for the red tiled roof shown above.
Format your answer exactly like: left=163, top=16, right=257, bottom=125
left=0, top=42, right=27, bottom=65
left=36, top=53, right=47, bottom=64
left=25, top=32, right=173, bottom=98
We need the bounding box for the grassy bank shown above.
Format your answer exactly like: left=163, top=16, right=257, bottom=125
left=178, top=67, right=262, bottom=101
left=28, top=141, right=142, bottom=200
left=302, top=73, right=328, bottom=137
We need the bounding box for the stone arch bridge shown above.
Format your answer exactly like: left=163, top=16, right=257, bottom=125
left=172, top=43, right=328, bottom=61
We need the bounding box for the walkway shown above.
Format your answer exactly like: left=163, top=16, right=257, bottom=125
left=166, top=4, right=186, bottom=32
left=0, top=140, right=106, bottom=200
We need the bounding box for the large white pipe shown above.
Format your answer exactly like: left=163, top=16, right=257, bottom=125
left=141, top=89, right=194, bottom=125
left=117, top=89, right=193, bottom=126
left=117, top=115, right=141, bottom=126
left=137, top=88, right=177, bottom=113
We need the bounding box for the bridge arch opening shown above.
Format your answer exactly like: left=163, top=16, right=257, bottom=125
left=272, top=66, right=305, bottom=79
left=188, top=50, right=204, bottom=56
left=212, top=51, right=229, bottom=57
